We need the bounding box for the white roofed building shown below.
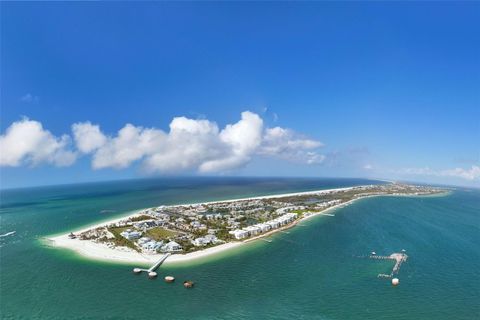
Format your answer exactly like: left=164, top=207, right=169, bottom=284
left=162, top=241, right=183, bottom=252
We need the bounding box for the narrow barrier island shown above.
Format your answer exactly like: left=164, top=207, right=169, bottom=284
left=48, top=183, right=445, bottom=264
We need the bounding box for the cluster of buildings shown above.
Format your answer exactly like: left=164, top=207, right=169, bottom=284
left=138, top=237, right=163, bottom=252
left=143, top=200, right=278, bottom=235
left=191, top=234, right=222, bottom=247
left=119, top=229, right=182, bottom=253
left=76, top=183, right=445, bottom=256
left=107, top=197, right=305, bottom=253
left=228, top=212, right=298, bottom=240
left=77, top=183, right=445, bottom=255
left=315, top=199, right=342, bottom=209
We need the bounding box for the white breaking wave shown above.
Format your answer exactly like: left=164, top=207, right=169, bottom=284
left=0, top=231, right=16, bottom=238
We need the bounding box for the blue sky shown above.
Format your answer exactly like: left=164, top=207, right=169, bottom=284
left=1, top=2, right=479, bottom=189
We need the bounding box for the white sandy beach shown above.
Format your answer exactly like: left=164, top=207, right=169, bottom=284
left=47, top=234, right=244, bottom=265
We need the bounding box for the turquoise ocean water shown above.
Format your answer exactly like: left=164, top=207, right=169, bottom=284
left=0, top=177, right=479, bottom=320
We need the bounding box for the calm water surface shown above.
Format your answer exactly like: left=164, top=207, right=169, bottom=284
left=0, top=177, right=478, bottom=319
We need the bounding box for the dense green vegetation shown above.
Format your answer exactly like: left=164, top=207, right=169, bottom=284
left=191, top=229, right=208, bottom=237
left=216, top=228, right=233, bottom=241
left=291, top=209, right=307, bottom=218
left=129, top=215, right=153, bottom=222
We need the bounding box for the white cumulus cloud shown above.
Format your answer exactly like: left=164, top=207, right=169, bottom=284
left=199, top=111, right=264, bottom=172
left=440, top=166, right=480, bottom=181
left=20, top=93, right=39, bottom=103
left=72, top=122, right=107, bottom=153
left=2, top=111, right=325, bottom=173
left=143, top=116, right=224, bottom=173
left=400, top=165, right=480, bottom=181
left=0, top=118, right=76, bottom=167
left=259, top=127, right=325, bottom=164
left=92, top=124, right=167, bottom=169
left=75, top=111, right=324, bottom=172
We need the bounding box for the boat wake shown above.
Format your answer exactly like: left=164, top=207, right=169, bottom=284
left=0, top=231, right=16, bottom=238
left=100, top=210, right=116, bottom=214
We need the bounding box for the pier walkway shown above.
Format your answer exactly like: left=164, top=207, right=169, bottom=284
left=148, top=253, right=171, bottom=272
left=369, top=253, right=408, bottom=278
left=133, top=253, right=171, bottom=277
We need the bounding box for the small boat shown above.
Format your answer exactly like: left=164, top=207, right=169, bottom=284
left=148, top=272, right=157, bottom=279
left=183, top=280, right=194, bottom=288
left=371, top=251, right=376, bottom=255
left=164, top=276, right=175, bottom=283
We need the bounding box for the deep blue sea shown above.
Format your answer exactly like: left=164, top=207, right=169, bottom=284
left=0, top=177, right=479, bottom=319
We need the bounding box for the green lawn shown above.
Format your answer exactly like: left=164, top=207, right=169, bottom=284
left=145, top=227, right=177, bottom=241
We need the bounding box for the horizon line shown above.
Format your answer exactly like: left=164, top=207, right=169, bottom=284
left=0, top=175, right=476, bottom=192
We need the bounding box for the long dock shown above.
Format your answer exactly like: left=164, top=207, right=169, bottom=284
left=370, top=253, right=408, bottom=278
left=133, top=253, right=171, bottom=278
left=148, top=253, right=171, bottom=272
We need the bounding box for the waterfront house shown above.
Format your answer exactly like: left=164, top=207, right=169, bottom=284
left=204, top=234, right=218, bottom=243
left=267, top=220, right=281, bottom=229
left=229, top=229, right=249, bottom=240
left=244, top=225, right=261, bottom=236
left=257, top=223, right=271, bottom=232
left=141, top=240, right=163, bottom=253
left=192, top=237, right=207, bottom=246
left=162, top=241, right=183, bottom=252
left=192, top=235, right=219, bottom=246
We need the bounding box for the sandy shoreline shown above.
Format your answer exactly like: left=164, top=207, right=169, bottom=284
left=45, top=185, right=447, bottom=266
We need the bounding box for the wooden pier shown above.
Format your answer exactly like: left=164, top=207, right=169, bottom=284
left=133, top=253, right=171, bottom=278
left=370, top=253, right=408, bottom=278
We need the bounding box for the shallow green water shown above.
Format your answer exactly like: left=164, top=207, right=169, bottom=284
left=1, top=178, right=479, bottom=319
